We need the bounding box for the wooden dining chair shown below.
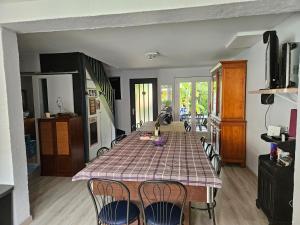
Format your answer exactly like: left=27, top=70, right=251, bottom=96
left=111, top=134, right=127, bottom=148
left=138, top=180, right=187, bottom=225
left=192, top=154, right=222, bottom=225
left=87, top=178, right=140, bottom=225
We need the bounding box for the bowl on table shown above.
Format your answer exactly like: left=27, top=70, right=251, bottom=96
left=152, top=137, right=167, bottom=146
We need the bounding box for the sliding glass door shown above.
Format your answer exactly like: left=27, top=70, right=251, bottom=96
left=175, top=77, right=210, bottom=132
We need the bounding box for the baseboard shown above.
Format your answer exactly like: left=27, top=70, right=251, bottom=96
left=246, top=165, right=258, bottom=178
left=20, top=215, right=32, bottom=225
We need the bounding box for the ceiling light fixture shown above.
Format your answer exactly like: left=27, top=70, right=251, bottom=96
left=145, top=52, right=160, bottom=60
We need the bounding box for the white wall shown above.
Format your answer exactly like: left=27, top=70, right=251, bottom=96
left=294, top=83, right=300, bottom=225
left=0, top=27, right=30, bottom=225
left=108, top=66, right=210, bottom=133
left=19, top=52, right=40, bottom=72
left=47, top=75, right=74, bottom=114
left=234, top=13, right=300, bottom=175
left=233, top=13, right=300, bottom=224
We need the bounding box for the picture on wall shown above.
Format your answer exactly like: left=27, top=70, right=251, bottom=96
left=89, top=117, right=98, bottom=146
left=89, top=98, right=96, bottom=115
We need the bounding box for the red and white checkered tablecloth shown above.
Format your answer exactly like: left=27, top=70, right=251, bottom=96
left=72, top=132, right=222, bottom=189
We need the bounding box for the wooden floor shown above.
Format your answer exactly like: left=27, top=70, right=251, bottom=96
left=29, top=166, right=268, bottom=225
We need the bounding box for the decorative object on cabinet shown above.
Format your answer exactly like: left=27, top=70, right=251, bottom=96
left=209, top=60, right=247, bottom=167
left=38, top=116, right=84, bottom=176
left=289, top=109, right=297, bottom=138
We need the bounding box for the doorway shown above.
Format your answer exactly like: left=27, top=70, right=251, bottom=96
left=174, top=77, right=210, bottom=132
left=130, top=78, right=158, bottom=131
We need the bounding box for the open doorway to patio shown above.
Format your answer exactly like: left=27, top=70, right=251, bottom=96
left=174, top=77, right=210, bottom=132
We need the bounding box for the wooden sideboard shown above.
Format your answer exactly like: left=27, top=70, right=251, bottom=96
left=39, top=116, right=84, bottom=176
left=209, top=60, right=247, bottom=167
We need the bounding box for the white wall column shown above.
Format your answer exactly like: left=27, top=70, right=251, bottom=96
left=0, top=27, right=30, bottom=225
left=293, top=88, right=300, bottom=224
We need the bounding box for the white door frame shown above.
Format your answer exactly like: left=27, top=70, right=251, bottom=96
left=174, top=76, right=211, bottom=127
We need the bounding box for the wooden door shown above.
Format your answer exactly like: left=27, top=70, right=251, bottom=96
left=221, top=62, right=246, bottom=121
left=39, top=119, right=56, bottom=176
left=56, top=120, right=72, bottom=176
left=220, top=121, right=246, bottom=167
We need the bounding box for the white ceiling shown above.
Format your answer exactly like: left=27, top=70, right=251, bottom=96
left=0, top=0, right=35, bottom=3
left=18, top=13, right=291, bottom=69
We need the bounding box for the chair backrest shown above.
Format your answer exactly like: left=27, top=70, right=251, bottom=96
left=211, top=154, right=222, bottom=176
left=205, top=144, right=214, bottom=161
left=184, top=121, right=191, bottom=131
left=111, top=134, right=127, bottom=148
left=200, top=136, right=207, bottom=147
left=87, top=178, right=131, bottom=225
left=210, top=154, right=222, bottom=197
left=201, top=118, right=208, bottom=127
left=185, top=125, right=191, bottom=132
left=96, top=147, right=110, bottom=157
left=138, top=180, right=187, bottom=225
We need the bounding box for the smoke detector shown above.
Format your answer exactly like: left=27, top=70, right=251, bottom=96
left=145, top=52, right=160, bottom=60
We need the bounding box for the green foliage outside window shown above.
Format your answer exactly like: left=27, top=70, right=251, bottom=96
left=195, top=82, right=208, bottom=115
left=179, top=81, right=208, bottom=115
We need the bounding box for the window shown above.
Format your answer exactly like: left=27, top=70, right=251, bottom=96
left=161, top=85, right=172, bottom=110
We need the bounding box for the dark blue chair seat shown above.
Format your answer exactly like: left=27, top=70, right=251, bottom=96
left=145, top=201, right=181, bottom=225
left=98, top=200, right=140, bottom=225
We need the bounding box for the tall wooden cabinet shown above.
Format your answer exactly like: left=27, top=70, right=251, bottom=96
left=39, top=116, right=84, bottom=176
left=209, top=60, right=247, bottom=167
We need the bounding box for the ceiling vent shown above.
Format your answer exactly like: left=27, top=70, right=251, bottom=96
left=145, top=52, right=160, bottom=60
left=226, top=31, right=265, bottom=49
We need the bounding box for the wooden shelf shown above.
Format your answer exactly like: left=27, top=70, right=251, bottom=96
left=260, top=133, right=295, bottom=144
left=249, top=88, right=298, bottom=94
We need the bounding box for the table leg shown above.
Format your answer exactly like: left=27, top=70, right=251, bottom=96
left=184, top=201, right=191, bottom=225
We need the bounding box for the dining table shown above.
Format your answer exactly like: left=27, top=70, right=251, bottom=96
left=72, top=131, right=222, bottom=225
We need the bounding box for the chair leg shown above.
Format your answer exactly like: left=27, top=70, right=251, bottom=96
left=138, top=217, right=140, bottom=225
left=207, top=203, right=212, bottom=219
left=212, top=205, right=216, bottom=225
